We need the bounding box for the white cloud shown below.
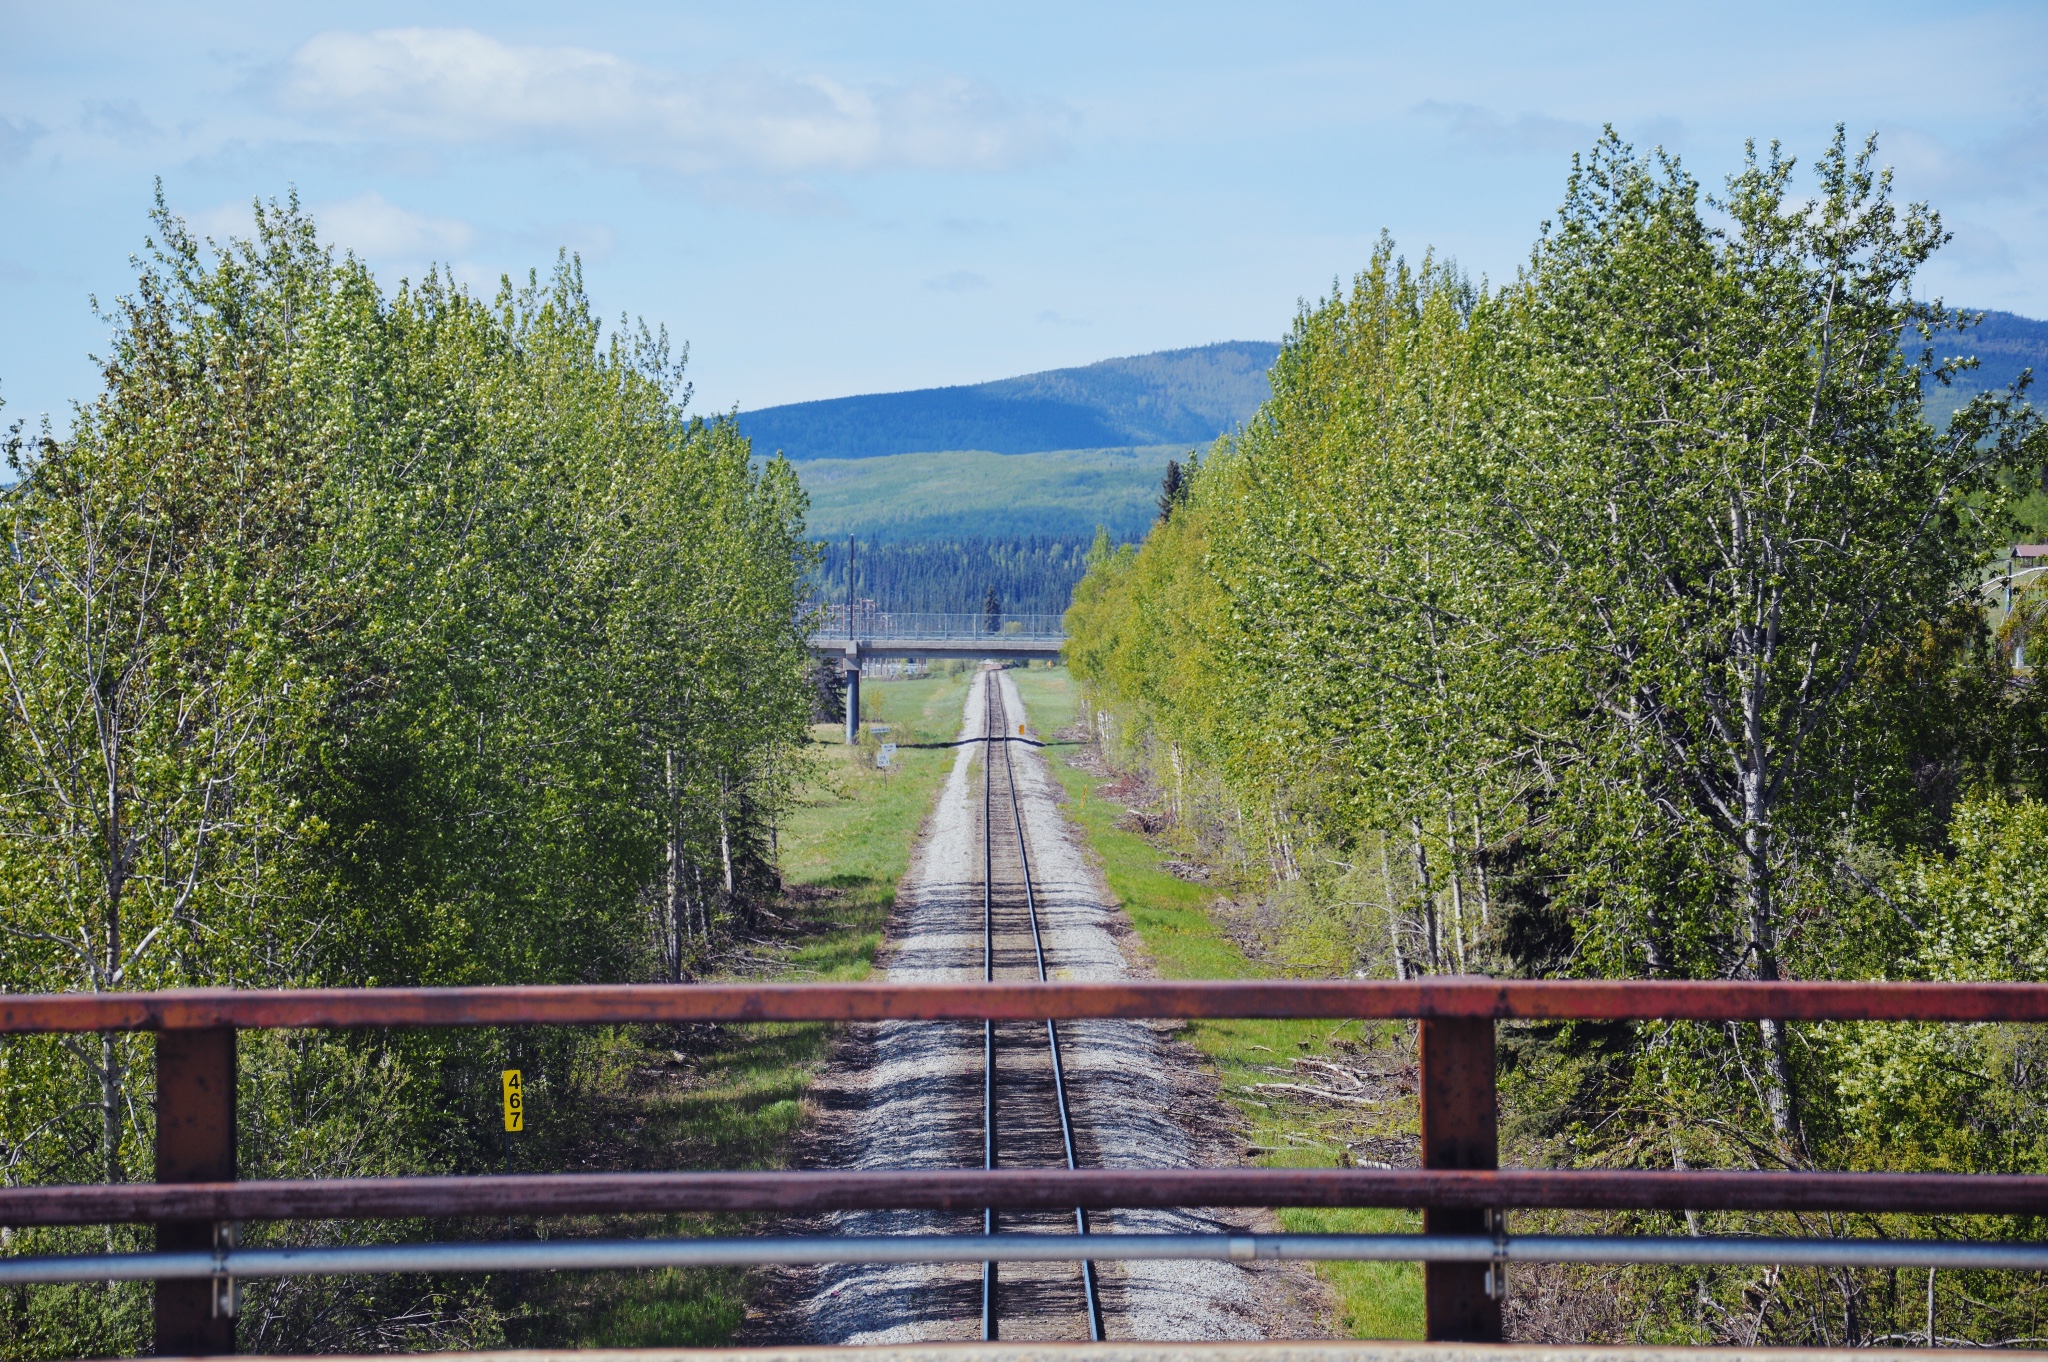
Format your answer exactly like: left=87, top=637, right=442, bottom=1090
left=316, top=191, right=476, bottom=258
left=190, top=191, right=478, bottom=262
left=275, top=28, right=1067, bottom=181
left=924, top=270, right=989, bottom=292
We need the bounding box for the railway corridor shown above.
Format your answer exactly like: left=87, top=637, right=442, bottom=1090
left=768, top=667, right=1316, bottom=1344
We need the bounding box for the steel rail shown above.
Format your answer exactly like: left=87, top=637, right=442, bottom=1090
left=12, top=979, right=2048, bottom=1035
left=11, top=1232, right=2048, bottom=1286
left=998, top=677, right=1107, bottom=1341
left=981, top=674, right=998, bottom=1341
left=12, top=1167, right=2048, bottom=1228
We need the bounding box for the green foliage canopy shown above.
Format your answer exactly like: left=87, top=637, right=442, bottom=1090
left=0, top=193, right=813, bottom=1354
left=1065, top=129, right=2048, bottom=1344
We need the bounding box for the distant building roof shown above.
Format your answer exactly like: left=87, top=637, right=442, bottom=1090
left=2017, top=545, right=2048, bottom=558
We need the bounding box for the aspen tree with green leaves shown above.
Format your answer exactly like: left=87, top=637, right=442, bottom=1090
left=0, top=194, right=814, bottom=1355
left=1487, top=129, right=2044, bottom=1157
left=1066, top=129, right=2048, bottom=1345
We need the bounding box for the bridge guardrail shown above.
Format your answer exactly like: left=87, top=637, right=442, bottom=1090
left=3, top=978, right=2046, bottom=1352
left=811, top=608, right=1067, bottom=642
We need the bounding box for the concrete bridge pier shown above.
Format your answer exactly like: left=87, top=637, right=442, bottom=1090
left=806, top=617, right=1066, bottom=747
left=843, top=645, right=861, bottom=745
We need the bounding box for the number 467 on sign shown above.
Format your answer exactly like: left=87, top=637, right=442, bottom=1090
left=501, top=1069, right=523, bottom=1132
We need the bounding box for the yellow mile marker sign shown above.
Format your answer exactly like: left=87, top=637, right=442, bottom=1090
left=501, top=1069, right=524, bottom=1132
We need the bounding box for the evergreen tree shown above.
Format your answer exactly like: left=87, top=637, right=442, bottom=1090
left=1157, top=458, right=1185, bottom=522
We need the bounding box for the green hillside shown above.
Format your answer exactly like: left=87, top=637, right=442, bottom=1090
left=796, top=444, right=1181, bottom=541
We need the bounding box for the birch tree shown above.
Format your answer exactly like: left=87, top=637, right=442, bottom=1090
left=0, top=201, right=333, bottom=1183
left=1490, top=129, right=2043, bottom=1153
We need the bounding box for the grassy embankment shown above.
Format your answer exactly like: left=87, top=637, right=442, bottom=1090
left=519, top=670, right=973, bottom=1347
left=796, top=445, right=1179, bottom=541
left=1009, top=665, right=1425, bottom=1341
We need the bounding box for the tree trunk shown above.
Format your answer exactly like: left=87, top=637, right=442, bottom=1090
left=718, top=813, right=735, bottom=902
left=1669, top=1118, right=1702, bottom=1237
left=1445, top=805, right=1467, bottom=972
left=1741, top=749, right=1803, bottom=1158
left=664, top=750, right=687, bottom=981
left=1411, top=820, right=1440, bottom=974
left=101, top=757, right=125, bottom=1184
left=1381, top=837, right=1409, bottom=980
left=1471, top=811, right=1491, bottom=930
left=100, top=1034, right=124, bottom=1185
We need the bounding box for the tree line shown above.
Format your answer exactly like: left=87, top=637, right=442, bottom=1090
left=1067, top=131, right=2048, bottom=1345
left=0, top=194, right=814, bottom=1353
left=810, top=534, right=1096, bottom=618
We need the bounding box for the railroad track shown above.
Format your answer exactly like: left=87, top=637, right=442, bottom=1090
left=978, top=670, right=1107, bottom=1342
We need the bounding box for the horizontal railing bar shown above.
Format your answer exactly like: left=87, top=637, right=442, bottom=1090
left=9, top=1168, right=2048, bottom=1227
left=8, top=1233, right=2048, bottom=1284
left=809, top=633, right=1067, bottom=639
left=7, top=979, right=2048, bottom=1035
left=808, top=611, right=1068, bottom=641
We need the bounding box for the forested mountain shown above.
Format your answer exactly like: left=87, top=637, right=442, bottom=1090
left=810, top=536, right=1095, bottom=618
left=1926, top=308, right=2048, bottom=424
left=737, top=341, right=1278, bottom=460
left=777, top=309, right=2048, bottom=616
left=1067, top=132, right=2048, bottom=1347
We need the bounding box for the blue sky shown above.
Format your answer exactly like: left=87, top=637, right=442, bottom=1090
left=3, top=1, right=2045, bottom=426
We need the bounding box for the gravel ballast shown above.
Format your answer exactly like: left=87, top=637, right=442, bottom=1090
left=758, top=669, right=1329, bottom=1343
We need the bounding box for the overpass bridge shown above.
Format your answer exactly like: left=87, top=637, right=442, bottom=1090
left=808, top=609, right=1065, bottom=741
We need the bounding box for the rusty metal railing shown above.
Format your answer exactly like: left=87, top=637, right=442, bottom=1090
left=3, top=979, right=2046, bottom=1354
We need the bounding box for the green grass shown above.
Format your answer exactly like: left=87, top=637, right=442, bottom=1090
left=513, top=671, right=974, bottom=1348
left=777, top=670, right=978, bottom=926
left=796, top=446, right=1180, bottom=541
left=523, top=665, right=1421, bottom=1342
left=1010, top=665, right=1425, bottom=1340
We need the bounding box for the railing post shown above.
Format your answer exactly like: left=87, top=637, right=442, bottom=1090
left=1420, top=1013, right=1501, bottom=1342
left=156, top=1026, right=237, bottom=1356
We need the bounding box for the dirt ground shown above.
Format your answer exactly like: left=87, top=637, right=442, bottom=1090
left=742, top=668, right=1336, bottom=1345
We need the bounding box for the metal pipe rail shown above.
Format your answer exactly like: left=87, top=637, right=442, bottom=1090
left=11, top=1232, right=2048, bottom=1288
left=11, top=1167, right=2048, bottom=1226
left=7, top=978, right=2048, bottom=1352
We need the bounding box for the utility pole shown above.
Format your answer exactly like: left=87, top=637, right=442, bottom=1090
left=844, top=536, right=860, bottom=745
